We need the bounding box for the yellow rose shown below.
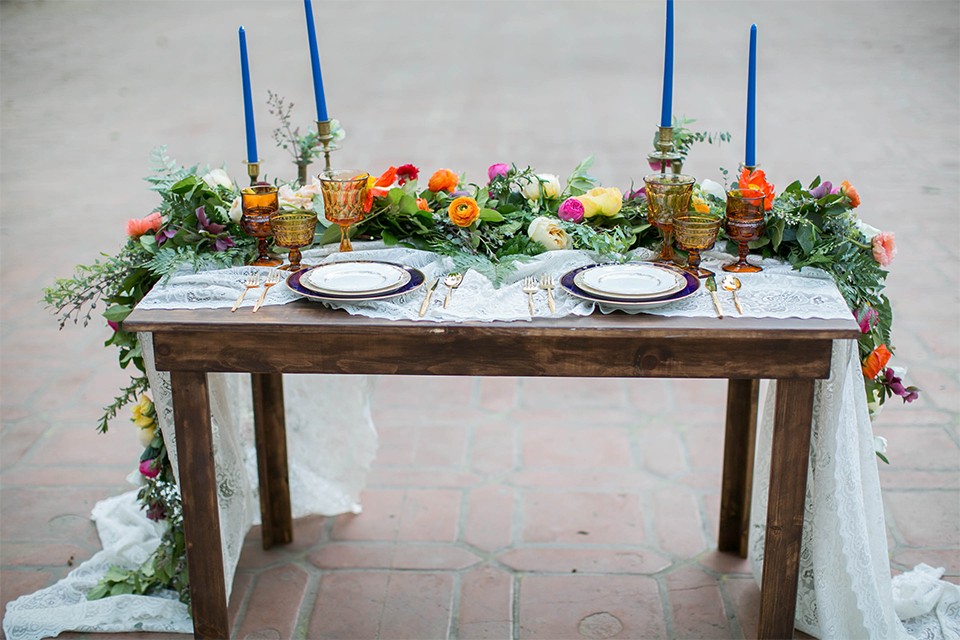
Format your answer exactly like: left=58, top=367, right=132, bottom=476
left=579, top=187, right=623, bottom=218
left=132, top=396, right=155, bottom=429
left=527, top=216, right=572, bottom=250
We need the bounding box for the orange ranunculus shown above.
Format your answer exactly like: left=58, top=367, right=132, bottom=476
left=738, top=168, right=775, bottom=211
left=125, top=212, right=162, bottom=238
left=416, top=198, right=432, bottom=212
left=428, top=168, right=459, bottom=193
left=861, top=344, right=892, bottom=380
left=692, top=195, right=710, bottom=214
left=447, top=196, right=480, bottom=227
left=840, top=180, right=860, bottom=208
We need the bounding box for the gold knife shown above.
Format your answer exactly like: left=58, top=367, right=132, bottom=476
left=419, top=277, right=440, bottom=317
left=705, top=274, right=724, bottom=319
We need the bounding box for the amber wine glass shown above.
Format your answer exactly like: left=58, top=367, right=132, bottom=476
left=723, top=189, right=766, bottom=273
left=270, top=211, right=317, bottom=271
left=319, top=170, right=370, bottom=252
left=643, top=173, right=697, bottom=263
left=673, top=213, right=722, bottom=278
left=241, top=184, right=282, bottom=267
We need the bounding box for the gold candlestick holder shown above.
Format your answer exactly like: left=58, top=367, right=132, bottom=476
left=244, top=160, right=261, bottom=186
left=316, top=119, right=342, bottom=173
left=647, top=125, right=682, bottom=175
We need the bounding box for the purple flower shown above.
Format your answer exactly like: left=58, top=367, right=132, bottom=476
left=139, top=458, right=160, bottom=479
left=884, top=368, right=919, bottom=403
left=145, top=502, right=166, bottom=521
left=196, top=206, right=225, bottom=234
left=487, top=163, right=510, bottom=182
left=450, top=190, right=471, bottom=199
left=808, top=181, right=839, bottom=199
left=626, top=186, right=647, bottom=202
left=214, top=236, right=235, bottom=252
left=155, top=228, right=177, bottom=246
left=558, top=197, right=585, bottom=223
left=855, top=307, right=878, bottom=333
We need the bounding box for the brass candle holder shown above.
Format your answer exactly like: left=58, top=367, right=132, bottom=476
left=244, top=160, right=261, bottom=186
left=315, top=119, right=342, bottom=173
left=647, top=125, right=683, bottom=175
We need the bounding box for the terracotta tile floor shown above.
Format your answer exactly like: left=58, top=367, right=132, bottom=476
left=2, top=1, right=958, bottom=639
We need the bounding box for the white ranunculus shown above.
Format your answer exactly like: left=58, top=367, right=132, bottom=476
left=527, top=216, right=571, bottom=250
left=701, top=179, right=726, bottom=201
left=228, top=196, right=243, bottom=223
left=521, top=174, right=561, bottom=201
left=202, top=168, right=233, bottom=190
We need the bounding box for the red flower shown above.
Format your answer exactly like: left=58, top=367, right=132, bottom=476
left=861, top=344, right=892, bottom=380
left=396, top=164, right=419, bottom=185
left=738, top=168, right=775, bottom=211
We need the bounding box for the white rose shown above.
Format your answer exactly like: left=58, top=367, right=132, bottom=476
left=228, top=196, right=243, bottom=223
left=873, top=435, right=888, bottom=454
left=521, top=174, right=561, bottom=201
left=700, top=179, right=726, bottom=201
left=527, top=216, right=571, bottom=250
left=202, top=168, right=233, bottom=190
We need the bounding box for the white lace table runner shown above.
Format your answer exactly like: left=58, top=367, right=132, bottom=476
left=136, top=242, right=854, bottom=323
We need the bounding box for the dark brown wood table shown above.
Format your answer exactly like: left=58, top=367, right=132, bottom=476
left=124, top=301, right=860, bottom=639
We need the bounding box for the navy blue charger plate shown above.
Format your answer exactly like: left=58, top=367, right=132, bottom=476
left=287, top=262, right=425, bottom=302
left=561, top=263, right=700, bottom=308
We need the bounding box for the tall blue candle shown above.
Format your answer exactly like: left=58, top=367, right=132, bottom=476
left=238, top=27, right=258, bottom=164
left=304, top=0, right=329, bottom=122
left=660, top=0, right=674, bottom=128
left=745, top=24, right=757, bottom=168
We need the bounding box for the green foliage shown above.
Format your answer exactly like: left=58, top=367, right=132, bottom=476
left=660, top=116, right=732, bottom=162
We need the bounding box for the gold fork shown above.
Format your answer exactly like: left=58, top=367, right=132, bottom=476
left=522, top=276, right=539, bottom=316
left=252, top=270, right=283, bottom=313
left=231, top=272, right=260, bottom=312
left=539, top=273, right=556, bottom=313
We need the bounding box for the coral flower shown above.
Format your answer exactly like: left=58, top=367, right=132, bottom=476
left=447, top=196, right=480, bottom=227
left=397, top=164, right=419, bottom=185
left=415, top=198, right=432, bottom=212
left=841, top=180, right=860, bottom=208
left=125, top=212, right=162, bottom=239
left=862, top=344, right=892, bottom=380
left=871, top=231, right=897, bottom=267
left=428, top=168, right=459, bottom=193
left=738, top=168, right=775, bottom=211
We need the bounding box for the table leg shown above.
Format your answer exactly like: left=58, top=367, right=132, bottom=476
left=757, top=378, right=815, bottom=640
left=719, top=378, right=760, bottom=557
left=170, top=371, right=229, bottom=640
left=251, top=372, right=293, bottom=549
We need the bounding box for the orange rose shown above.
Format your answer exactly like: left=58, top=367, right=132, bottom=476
left=447, top=196, right=480, bottom=227
left=416, top=198, right=432, bottom=212
left=840, top=180, right=860, bottom=208
left=861, top=344, right=892, bottom=380
left=428, top=168, right=459, bottom=193
left=738, top=168, right=775, bottom=211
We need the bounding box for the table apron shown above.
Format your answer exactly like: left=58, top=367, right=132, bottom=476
left=151, top=331, right=835, bottom=379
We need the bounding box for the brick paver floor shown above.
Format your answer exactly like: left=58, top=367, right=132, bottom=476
left=2, top=2, right=957, bottom=639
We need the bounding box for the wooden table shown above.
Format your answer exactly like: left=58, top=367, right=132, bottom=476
left=124, top=302, right=860, bottom=639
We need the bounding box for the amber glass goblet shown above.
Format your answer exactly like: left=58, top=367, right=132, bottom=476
left=319, top=170, right=370, bottom=252
left=673, top=213, right=722, bottom=278
left=270, top=211, right=317, bottom=272
left=723, top=189, right=766, bottom=273
left=643, top=173, right=697, bottom=263
left=241, top=184, right=283, bottom=267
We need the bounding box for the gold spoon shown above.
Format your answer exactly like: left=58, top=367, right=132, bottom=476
left=721, top=275, right=743, bottom=314
left=443, top=272, right=463, bottom=308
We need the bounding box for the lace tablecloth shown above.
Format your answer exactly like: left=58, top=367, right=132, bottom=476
left=5, top=245, right=957, bottom=640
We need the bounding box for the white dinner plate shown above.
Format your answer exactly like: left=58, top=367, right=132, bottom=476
left=574, top=263, right=686, bottom=300
left=303, top=260, right=412, bottom=295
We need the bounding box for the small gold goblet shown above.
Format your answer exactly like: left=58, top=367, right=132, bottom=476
left=673, top=213, right=722, bottom=278
left=319, top=170, right=370, bottom=252
left=723, top=188, right=766, bottom=273
left=270, top=211, right=317, bottom=272
left=643, top=173, right=697, bottom=263
left=241, top=184, right=282, bottom=267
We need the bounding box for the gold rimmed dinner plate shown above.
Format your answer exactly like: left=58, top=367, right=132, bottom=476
left=301, top=260, right=412, bottom=296
left=573, top=262, right=686, bottom=300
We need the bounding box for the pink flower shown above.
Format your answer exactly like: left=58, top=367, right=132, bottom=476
left=107, top=320, right=119, bottom=332
left=558, top=197, right=585, bottom=223
left=139, top=459, right=160, bottom=479
left=854, top=307, right=878, bottom=334
left=487, top=163, right=510, bottom=182
left=125, top=212, right=162, bottom=239
left=871, top=231, right=897, bottom=267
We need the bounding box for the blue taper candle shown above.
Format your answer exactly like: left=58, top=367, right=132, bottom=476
left=745, top=24, right=757, bottom=168
left=660, top=0, right=674, bottom=128
left=238, top=27, right=258, bottom=164
left=304, top=0, right=329, bottom=122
